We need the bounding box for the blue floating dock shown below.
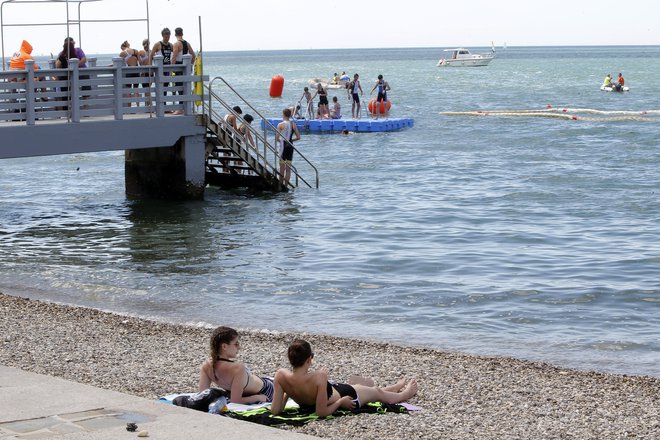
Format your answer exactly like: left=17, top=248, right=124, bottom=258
left=262, top=117, right=414, bottom=133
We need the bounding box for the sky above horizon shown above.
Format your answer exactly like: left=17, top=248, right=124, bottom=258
left=0, top=0, right=658, bottom=57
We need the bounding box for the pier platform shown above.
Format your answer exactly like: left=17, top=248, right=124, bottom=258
left=262, top=117, right=414, bottom=133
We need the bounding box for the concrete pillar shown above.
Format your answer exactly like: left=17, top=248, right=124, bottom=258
left=124, top=134, right=206, bottom=200
left=112, top=57, right=124, bottom=120
left=25, top=60, right=35, bottom=125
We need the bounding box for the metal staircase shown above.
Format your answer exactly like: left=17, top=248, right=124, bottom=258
left=202, top=77, right=318, bottom=192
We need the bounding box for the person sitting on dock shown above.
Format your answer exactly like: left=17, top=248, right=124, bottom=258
left=276, top=107, right=301, bottom=186
left=331, top=96, right=342, bottom=119
left=271, top=339, right=418, bottom=417
left=199, top=326, right=275, bottom=404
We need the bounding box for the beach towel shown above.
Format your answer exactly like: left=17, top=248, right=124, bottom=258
left=225, top=401, right=409, bottom=427
left=160, top=392, right=410, bottom=426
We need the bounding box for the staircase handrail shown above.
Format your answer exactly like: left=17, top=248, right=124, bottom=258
left=205, top=76, right=319, bottom=189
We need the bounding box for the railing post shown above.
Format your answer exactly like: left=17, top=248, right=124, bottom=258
left=69, top=58, right=80, bottom=122
left=25, top=60, right=35, bottom=125
left=153, top=55, right=164, bottom=117
left=112, top=57, right=124, bottom=120
left=182, top=54, right=193, bottom=115
left=87, top=58, right=98, bottom=103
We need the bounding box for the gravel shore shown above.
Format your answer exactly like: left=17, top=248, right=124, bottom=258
left=1, top=292, right=658, bottom=439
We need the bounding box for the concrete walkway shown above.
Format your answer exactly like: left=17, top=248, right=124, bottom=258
left=0, top=366, right=317, bottom=439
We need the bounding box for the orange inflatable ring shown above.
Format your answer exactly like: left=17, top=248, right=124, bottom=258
left=368, top=98, right=392, bottom=114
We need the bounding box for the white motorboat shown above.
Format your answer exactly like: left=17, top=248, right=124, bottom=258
left=600, top=84, right=630, bottom=92
left=308, top=77, right=348, bottom=89
left=437, top=47, right=495, bottom=67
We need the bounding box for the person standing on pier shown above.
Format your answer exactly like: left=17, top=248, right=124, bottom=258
left=138, top=38, right=152, bottom=107
left=57, top=37, right=87, bottom=69
left=171, top=27, right=196, bottom=115
left=150, top=28, right=173, bottom=100
left=150, top=28, right=173, bottom=65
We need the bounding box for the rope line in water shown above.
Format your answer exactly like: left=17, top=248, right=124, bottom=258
left=441, top=106, right=660, bottom=121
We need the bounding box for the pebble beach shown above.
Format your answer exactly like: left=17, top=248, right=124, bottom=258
left=1, top=292, right=658, bottom=439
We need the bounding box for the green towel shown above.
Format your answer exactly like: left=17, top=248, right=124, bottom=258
left=226, top=402, right=408, bottom=427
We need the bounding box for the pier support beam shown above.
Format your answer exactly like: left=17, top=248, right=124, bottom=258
left=125, top=134, right=206, bottom=200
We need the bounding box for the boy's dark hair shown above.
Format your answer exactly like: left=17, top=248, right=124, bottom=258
left=244, top=114, right=254, bottom=123
left=288, top=339, right=312, bottom=368
left=283, top=108, right=292, bottom=118
left=232, top=106, right=242, bottom=114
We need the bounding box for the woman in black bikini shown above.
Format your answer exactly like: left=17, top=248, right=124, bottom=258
left=314, top=83, right=329, bottom=119
left=198, top=326, right=275, bottom=403
left=271, top=339, right=417, bottom=417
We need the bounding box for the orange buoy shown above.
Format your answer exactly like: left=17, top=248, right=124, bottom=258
left=269, top=75, right=284, bottom=97
left=368, top=98, right=392, bottom=114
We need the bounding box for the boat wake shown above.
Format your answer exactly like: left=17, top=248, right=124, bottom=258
left=441, top=106, right=660, bottom=121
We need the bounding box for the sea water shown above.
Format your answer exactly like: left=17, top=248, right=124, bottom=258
left=1, top=46, right=658, bottom=377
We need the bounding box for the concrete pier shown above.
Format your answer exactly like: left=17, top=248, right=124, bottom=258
left=0, top=55, right=207, bottom=200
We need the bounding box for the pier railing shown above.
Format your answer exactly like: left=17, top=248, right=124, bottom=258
left=205, top=76, right=319, bottom=189
left=0, top=54, right=200, bottom=124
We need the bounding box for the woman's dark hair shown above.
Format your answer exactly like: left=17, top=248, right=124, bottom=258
left=63, top=41, right=76, bottom=60
left=288, top=339, right=313, bottom=368
left=210, top=326, right=238, bottom=361
left=244, top=114, right=253, bottom=123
